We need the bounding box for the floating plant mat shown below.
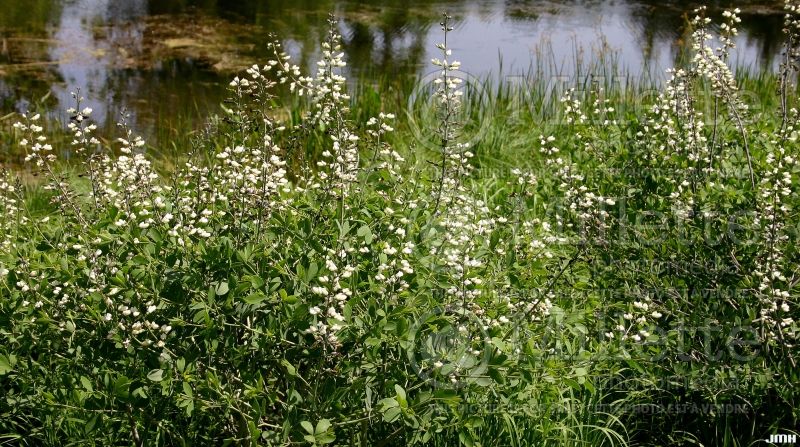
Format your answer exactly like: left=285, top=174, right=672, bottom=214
left=0, top=13, right=267, bottom=78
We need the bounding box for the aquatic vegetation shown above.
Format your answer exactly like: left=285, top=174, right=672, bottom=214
left=0, top=4, right=799, bottom=447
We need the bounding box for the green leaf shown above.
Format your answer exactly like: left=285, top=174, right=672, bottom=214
left=243, top=275, right=265, bottom=290
left=464, top=416, right=484, bottom=429
left=433, top=389, right=461, bottom=405
left=357, top=225, right=373, bottom=244
left=337, top=220, right=350, bottom=240
left=300, top=421, right=315, bottom=434
left=281, top=359, right=298, bottom=377
left=182, top=381, right=193, bottom=398
left=488, top=367, right=505, bottom=384
left=383, top=406, right=402, bottom=423
left=215, top=281, right=230, bottom=296
left=114, top=376, right=131, bottom=399
left=280, top=289, right=296, bottom=304
left=472, top=376, right=493, bottom=387
left=243, top=292, right=268, bottom=305
left=84, top=414, right=98, bottom=435
left=80, top=376, right=94, bottom=392
left=459, top=429, right=475, bottom=447
left=306, top=262, right=319, bottom=282
left=193, top=308, right=209, bottom=324
left=378, top=397, right=399, bottom=410
left=394, top=384, right=407, bottom=408
left=316, top=433, right=336, bottom=445
left=147, top=369, right=164, bottom=382
left=315, top=419, right=331, bottom=435
left=248, top=421, right=260, bottom=441
left=0, top=354, right=12, bottom=375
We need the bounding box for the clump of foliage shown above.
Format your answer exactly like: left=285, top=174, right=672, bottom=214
left=0, top=5, right=799, bottom=447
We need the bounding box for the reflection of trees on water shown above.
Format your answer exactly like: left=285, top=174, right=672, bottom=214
left=48, top=0, right=148, bottom=132
left=200, top=0, right=437, bottom=79
left=1, top=0, right=791, bottom=81
left=224, top=0, right=788, bottom=81
left=503, top=0, right=785, bottom=71
left=0, top=0, right=791, bottom=144
left=631, top=1, right=784, bottom=68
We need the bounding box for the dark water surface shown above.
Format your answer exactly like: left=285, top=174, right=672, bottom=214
left=0, top=0, right=787, bottom=144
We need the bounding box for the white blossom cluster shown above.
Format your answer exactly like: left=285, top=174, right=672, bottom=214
left=14, top=113, right=87, bottom=224
left=752, top=109, right=797, bottom=344
left=373, top=205, right=415, bottom=294
left=630, top=9, right=753, bottom=222
left=607, top=291, right=663, bottom=342
left=0, top=170, right=22, bottom=251
left=14, top=113, right=53, bottom=168
left=306, top=250, right=356, bottom=346
left=428, top=14, right=476, bottom=216
left=66, top=91, right=100, bottom=156
left=6, top=66, right=297, bottom=359
left=217, top=143, right=288, bottom=224
left=645, top=68, right=707, bottom=219
left=366, top=113, right=405, bottom=177
left=691, top=8, right=748, bottom=138
left=783, top=0, right=800, bottom=69
left=88, top=117, right=180, bottom=248
left=541, top=124, right=614, bottom=242
left=411, top=19, right=566, bottom=379
left=269, top=17, right=360, bottom=194
left=171, top=67, right=290, bottom=245
left=561, top=89, right=588, bottom=126
left=691, top=8, right=742, bottom=99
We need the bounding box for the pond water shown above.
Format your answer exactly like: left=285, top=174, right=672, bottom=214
left=0, top=0, right=787, bottom=145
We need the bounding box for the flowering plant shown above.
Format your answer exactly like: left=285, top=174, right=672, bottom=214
left=1, top=5, right=799, bottom=447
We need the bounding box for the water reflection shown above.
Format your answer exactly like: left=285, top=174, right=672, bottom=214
left=51, top=0, right=140, bottom=126
left=0, top=0, right=789, bottom=145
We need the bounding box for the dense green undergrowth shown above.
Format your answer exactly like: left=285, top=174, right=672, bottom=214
left=1, top=6, right=800, bottom=447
